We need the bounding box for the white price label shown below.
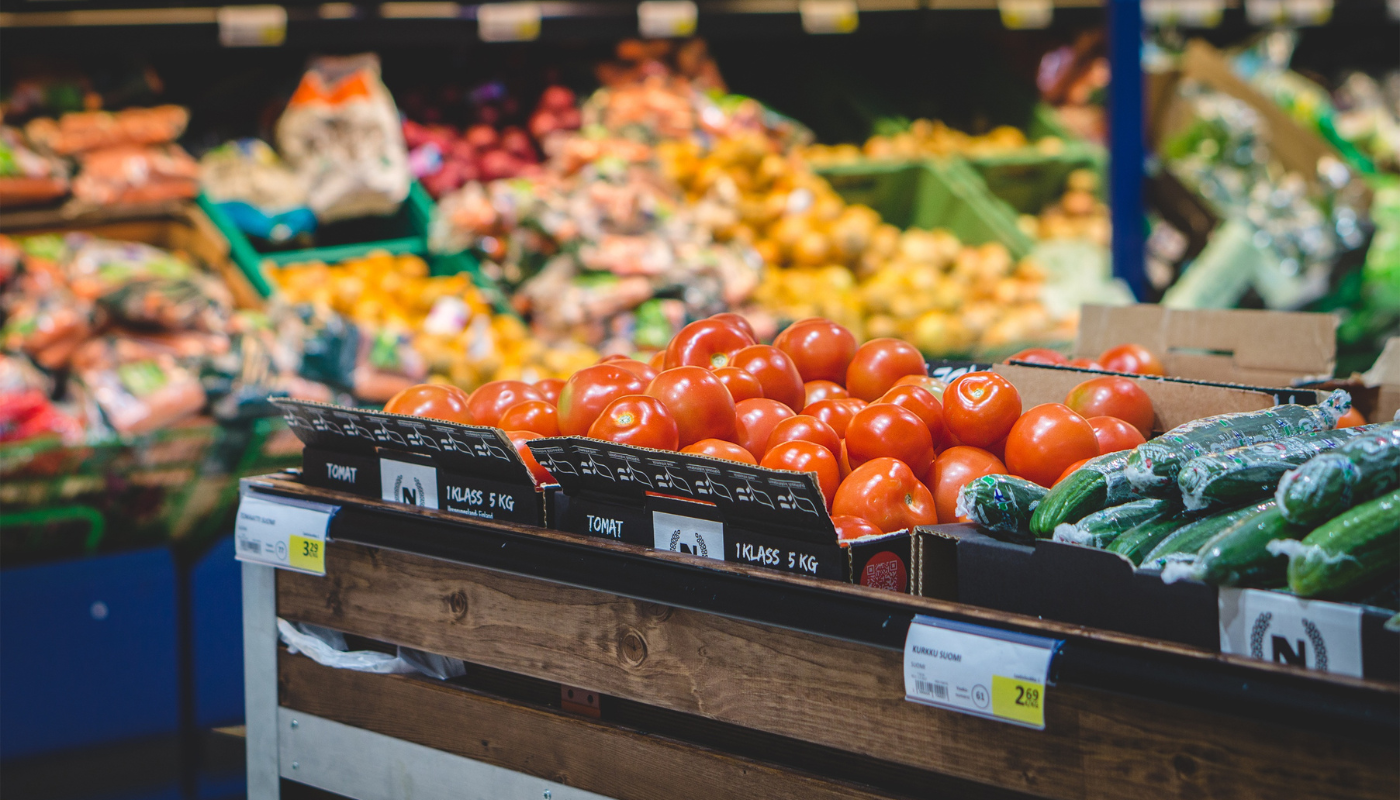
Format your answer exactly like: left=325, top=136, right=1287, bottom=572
left=1245, top=0, right=1286, bottom=25
left=380, top=458, right=439, bottom=510
left=478, top=2, right=541, bottom=40
left=1283, top=0, right=1331, bottom=25
left=217, top=5, right=287, bottom=47
left=234, top=493, right=336, bottom=576
left=638, top=0, right=697, bottom=38
left=799, top=0, right=858, bottom=34
left=904, top=616, right=1058, bottom=729
left=652, top=511, right=724, bottom=561
left=1144, top=0, right=1223, bottom=27
left=998, top=0, right=1051, bottom=30
left=1219, top=588, right=1362, bottom=677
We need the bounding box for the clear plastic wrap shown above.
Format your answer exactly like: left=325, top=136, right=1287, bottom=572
left=1176, top=424, right=1377, bottom=512
left=1052, top=497, right=1175, bottom=549
left=955, top=473, right=1047, bottom=534
left=277, top=618, right=466, bottom=679
left=1275, top=423, right=1400, bottom=525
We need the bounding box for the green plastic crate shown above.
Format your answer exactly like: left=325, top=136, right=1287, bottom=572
left=965, top=141, right=1107, bottom=216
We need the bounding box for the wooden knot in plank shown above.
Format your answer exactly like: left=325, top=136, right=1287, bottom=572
left=445, top=590, right=469, bottom=621
left=618, top=628, right=648, bottom=668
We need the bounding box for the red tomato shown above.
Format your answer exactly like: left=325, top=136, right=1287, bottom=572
left=761, top=440, right=841, bottom=510
left=802, top=399, right=858, bottom=437
left=1004, top=403, right=1100, bottom=487
left=645, top=367, right=737, bottom=447
left=879, top=385, right=948, bottom=451
left=832, top=515, right=883, bottom=541
left=943, top=372, right=1022, bottom=448
left=733, top=398, right=795, bottom=460
left=664, top=319, right=754, bottom=370
left=497, top=400, right=559, bottom=436
left=1088, top=416, right=1146, bottom=454
left=765, top=415, right=841, bottom=462
left=648, top=351, right=666, bottom=370
left=467, top=380, right=545, bottom=428
left=607, top=358, right=659, bottom=384
left=383, top=383, right=474, bottom=424
left=1337, top=407, right=1366, bottom=428
left=732, top=345, right=805, bottom=411
left=713, top=366, right=764, bottom=403
left=833, top=457, right=938, bottom=533
left=845, top=338, right=926, bottom=402
left=1068, top=357, right=1104, bottom=371
left=587, top=395, right=679, bottom=451
left=1099, top=343, right=1165, bottom=376
left=556, top=365, right=647, bottom=436
left=505, top=430, right=555, bottom=485
left=1064, top=376, right=1155, bottom=438
left=838, top=439, right=852, bottom=478
left=804, top=380, right=848, bottom=406
left=893, top=374, right=947, bottom=400
left=1054, top=458, right=1090, bottom=486
left=534, top=378, right=564, bottom=406
left=773, top=318, right=858, bottom=383
left=926, top=446, right=1006, bottom=524
left=709, top=312, right=756, bottom=341
left=1005, top=348, right=1068, bottom=366
left=680, top=438, right=757, bottom=465
left=845, top=403, right=935, bottom=475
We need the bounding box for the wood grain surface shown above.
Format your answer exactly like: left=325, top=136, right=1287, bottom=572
left=278, top=543, right=1399, bottom=800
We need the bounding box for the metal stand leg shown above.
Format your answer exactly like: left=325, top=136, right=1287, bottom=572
left=242, top=562, right=280, bottom=799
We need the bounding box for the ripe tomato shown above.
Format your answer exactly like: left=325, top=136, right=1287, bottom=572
left=1004, top=403, right=1100, bottom=487
left=709, top=312, right=756, bottom=341
left=832, top=515, right=882, bottom=541
left=733, top=398, right=795, bottom=460
left=765, top=414, right=841, bottom=461
left=803, top=380, right=847, bottom=407
left=534, top=378, right=564, bottom=406
left=1064, top=376, right=1155, bottom=438
left=505, top=430, right=555, bottom=485
left=556, top=364, right=647, bottom=436
left=681, top=438, right=757, bottom=465
left=1088, top=416, right=1146, bottom=454
left=926, top=446, right=1006, bottom=524
left=893, top=374, right=947, bottom=400
left=498, top=400, right=559, bottom=436
left=773, top=318, right=858, bottom=383
left=1054, top=458, right=1090, bottom=486
left=1337, top=407, right=1366, bottom=428
left=943, top=372, right=1021, bottom=448
left=833, top=457, right=938, bottom=533
left=383, top=383, right=474, bottom=424
left=761, top=440, right=840, bottom=510
left=645, top=367, right=737, bottom=447
left=587, top=395, right=679, bottom=451
left=732, top=345, right=805, bottom=411
left=838, top=439, right=852, bottom=478
left=846, top=338, right=926, bottom=402
left=1068, top=357, right=1104, bottom=371
left=648, top=351, right=666, bottom=370
left=1005, top=348, right=1068, bottom=366
left=1099, top=343, right=1165, bottom=376
left=845, top=403, right=935, bottom=474
left=664, top=319, right=754, bottom=370
left=802, top=399, right=858, bottom=437
left=467, top=380, right=545, bottom=428
left=879, top=385, right=948, bottom=451
left=606, top=358, right=659, bottom=384
left=713, top=366, right=764, bottom=403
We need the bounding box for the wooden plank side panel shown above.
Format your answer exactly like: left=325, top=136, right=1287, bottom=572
left=277, top=544, right=1399, bottom=800
left=279, top=652, right=902, bottom=800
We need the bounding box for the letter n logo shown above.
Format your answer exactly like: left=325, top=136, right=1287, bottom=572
left=1272, top=635, right=1307, bottom=667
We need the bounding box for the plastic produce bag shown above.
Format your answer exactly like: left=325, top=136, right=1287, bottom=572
left=199, top=139, right=315, bottom=243
left=277, top=619, right=465, bottom=679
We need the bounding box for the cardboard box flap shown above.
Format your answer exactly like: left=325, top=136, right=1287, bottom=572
left=273, top=398, right=535, bottom=486
left=1074, top=304, right=1337, bottom=385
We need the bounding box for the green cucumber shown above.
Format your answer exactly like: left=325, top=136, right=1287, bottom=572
left=1106, top=516, right=1191, bottom=566
left=956, top=473, right=1048, bottom=534
left=1274, top=489, right=1400, bottom=598
left=1141, top=500, right=1274, bottom=569
left=1167, top=506, right=1309, bottom=587
left=1276, top=423, right=1400, bottom=526
left=1029, top=451, right=1141, bottom=537
left=1176, top=425, right=1376, bottom=512
left=1124, top=390, right=1351, bottom=494
left=1051, top=497, right=1174, bottom=549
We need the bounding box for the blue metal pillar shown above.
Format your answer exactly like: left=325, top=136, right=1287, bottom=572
left=1107, top=0, right=1147, bottom=300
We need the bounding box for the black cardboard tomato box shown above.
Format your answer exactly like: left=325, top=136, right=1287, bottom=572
left=528, top=436, right=917, bottom=593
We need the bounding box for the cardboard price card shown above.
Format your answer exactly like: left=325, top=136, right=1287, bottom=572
left=1219, top=588, right=1362, bottom=677
left=904, top=616, right=1059, bottom=730
left=234, top=492, right=338, bottom=576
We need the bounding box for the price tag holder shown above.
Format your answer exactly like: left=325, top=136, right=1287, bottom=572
left=478, top=2, right=542, bottom=41
left=1143, top=0, right=1224, bottom=28
left=799, top=0, right=858, bottom=34
left=1219, top=588, right=1362, bottom=677
left=638, top=0, right=697, bottom=38
left=998, top=0, right=1052, bottom=30
left=904, top=616, right=1059, bottom=730
left=1283, top=0, right=1331, bottom=25
left=652, top=510, right=724, bottom=561
left=234, top=492, right=337, bottom=576
left=217, top=5, right=287, bottom=47
left=1245, top=0, right=1286, bottom=25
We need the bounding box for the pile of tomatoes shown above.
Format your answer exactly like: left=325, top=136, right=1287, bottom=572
left=383, top=313, right=1160, bottom=541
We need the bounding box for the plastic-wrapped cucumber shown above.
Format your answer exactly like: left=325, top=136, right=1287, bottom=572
left=1162, top=505, right=1308, bottom=587
left=1030, top=451, right=1142, bottom=537
left=955, top=473, right=1048, bottom=534
left=1176, top=425, right=1376, bottom=512
left=1106, top=516, right=1191, bottom=566
left=1124, top=390, right=1350, bottom=494
left=1141, top=501, right=1274, bottom=569
left=1270, top=489, right=1400, bottom=599
left=1275, top=423, right=1400, bottom=526
left=1052, top=498, right=1174, bottom=549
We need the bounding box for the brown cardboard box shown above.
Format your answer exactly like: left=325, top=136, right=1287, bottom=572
left=1074, top=304, right=1337, bottom=387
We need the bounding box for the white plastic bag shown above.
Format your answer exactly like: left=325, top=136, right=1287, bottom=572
left=278, top=619, right=467, bottom=681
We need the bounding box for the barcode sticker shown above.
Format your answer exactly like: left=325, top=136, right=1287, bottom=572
left=234, top=492, right=336, bottom=576
left=904, top=616, right=1058, bottom=730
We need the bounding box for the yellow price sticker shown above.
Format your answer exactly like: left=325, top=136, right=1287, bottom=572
left=289, top=535, right=326, bottom=575
left=991, top=675, right=1045, bottom=727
